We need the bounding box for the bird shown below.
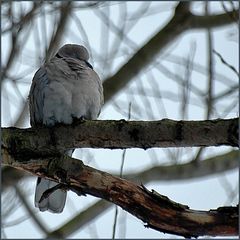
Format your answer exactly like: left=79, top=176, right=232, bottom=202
left=29, top=44, right=104, bottom=213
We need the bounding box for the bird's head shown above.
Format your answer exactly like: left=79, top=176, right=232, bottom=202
left=56, top=44, right=89, bottom=61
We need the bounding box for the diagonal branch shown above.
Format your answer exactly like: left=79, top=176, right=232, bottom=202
left=48, top=200, right=111, bottom=238
left=103, top=2, right=238, bottom=103
left=123, top=150, right=239, bottom=182
left=103, top=2, right=191, bottom=103
left=2, top=149, right=238, bottom=195
left=48, top=149, right=238, bottom=238
left=2, top=151, right=238, bottom=238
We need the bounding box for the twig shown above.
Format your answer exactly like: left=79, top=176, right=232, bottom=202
left=213, top=49, right=239, bottom=77
left=205, top=2, right=214, bottom=119
left=112, top=103, right=131, bottom=239
left=221, top=1, right=239, bottom=23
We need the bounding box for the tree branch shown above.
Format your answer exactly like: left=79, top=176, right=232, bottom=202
left=190, top=10, right=239, bottom=29
left=1, top=2, right=42, bottom=84
left=2, top=149, right=238, bottom=197
left=48, top=200, right=111, bottom=238
left=2, top=148, right=238, bottom=237
left=122, top=150, right=239, bottom=182
left=2, top=152, right=238, bottom=238
left=47, top=149, right=239, bottom=238
left=2, top=118, right=238, bottom=157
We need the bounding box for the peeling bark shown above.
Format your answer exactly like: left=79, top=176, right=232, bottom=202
left=2, top=150, right=238, bottom=238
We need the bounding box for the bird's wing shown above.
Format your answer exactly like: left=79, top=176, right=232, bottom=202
left=63, top=57, right=104, bottom=119
left=29, top=67, right=48, bottom=127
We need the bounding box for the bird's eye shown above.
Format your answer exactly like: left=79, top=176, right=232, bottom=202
left=85, top=61, right=93, bottom=69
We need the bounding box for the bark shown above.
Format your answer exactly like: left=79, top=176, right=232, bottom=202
left=2, top=151, right=238, bottom=238
left=2, top=118, right=238, bottom=158
left=47, top=150, right=238, bottom=238
left=2, top=149, right=238, bottom=195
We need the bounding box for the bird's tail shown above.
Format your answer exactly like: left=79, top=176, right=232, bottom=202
left=34, top=149, right=73, bottom=213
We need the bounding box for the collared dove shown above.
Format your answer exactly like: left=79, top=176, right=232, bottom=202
left=29, top=44, right=103, bottom=213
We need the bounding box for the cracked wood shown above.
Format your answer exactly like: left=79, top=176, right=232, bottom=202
left=2, top=151, right=238, bottom=238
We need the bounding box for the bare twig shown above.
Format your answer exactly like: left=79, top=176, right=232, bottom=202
left=205, top=2, right=214, bottom=119
left=221, top=1, right=239, bottom=24
left=48, top=200, right=111, bottom=238
left=193, top=2, right=215, bottom=164
left=112, top=103, right=131, bottom=239
left=164, top=53, right=236, bottom=86
left=213, top=49, right=239, bottom=77
left=1, top=2, right=42, bottom=84
left=213, top=84, right=238, bottom=101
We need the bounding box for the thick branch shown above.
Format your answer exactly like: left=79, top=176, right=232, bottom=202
left=2, top=149, right=238, bottom=195
left=2, top=118, right=238, bottom=157
left=2, top=152, right=238, bottom=238
left=47, top=150, right=238, bottom=238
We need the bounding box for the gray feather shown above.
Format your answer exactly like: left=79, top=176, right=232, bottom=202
left=34, top=178, right=67, bottom=213
left=57, top=44, right=89, bottom=61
